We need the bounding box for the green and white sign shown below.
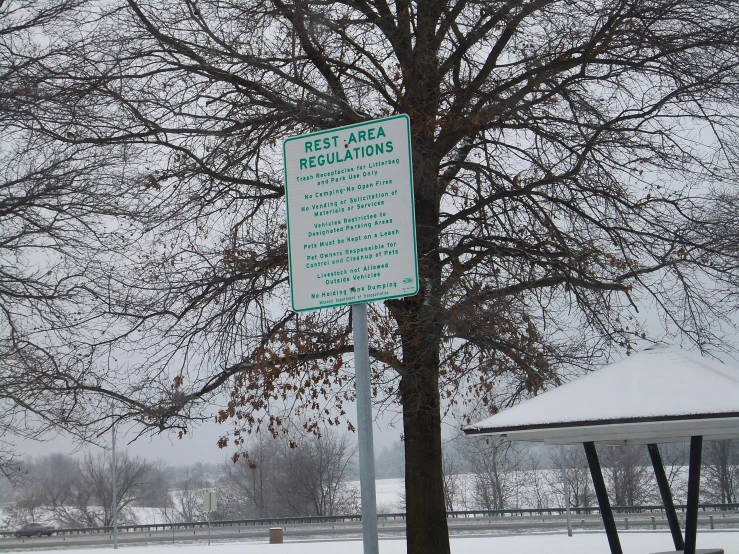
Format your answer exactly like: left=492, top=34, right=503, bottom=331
left=284, top=115, right=418, bottom=312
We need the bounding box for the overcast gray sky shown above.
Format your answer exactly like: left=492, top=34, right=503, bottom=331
left=14, top=300, right=739, bottom=467
left=15, top=398, right=406, bottom=465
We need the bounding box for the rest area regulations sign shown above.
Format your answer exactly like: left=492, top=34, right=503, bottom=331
left=284, top=115, right=418, bottom=312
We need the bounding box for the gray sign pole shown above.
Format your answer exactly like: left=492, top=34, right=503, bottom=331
left=352, top=303, right=379, bottom=554
left=205, top=491, right=213, bottom=546
left=559, top=445, right=573, bottom=537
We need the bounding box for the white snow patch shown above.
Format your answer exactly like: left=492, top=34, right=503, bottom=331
left=10, top=531, right=739, bottom=554
left=468, top=346, right=739, bottom=431
left=373, top=478, right=404, bottom=512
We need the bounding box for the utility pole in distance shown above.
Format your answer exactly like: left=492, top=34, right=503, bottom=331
left=111, top=410, right=118, bottom=549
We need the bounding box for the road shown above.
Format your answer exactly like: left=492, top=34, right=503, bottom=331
left=3, top=513, right=738, bottom=550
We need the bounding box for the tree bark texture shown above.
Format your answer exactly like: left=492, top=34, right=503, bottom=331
left=396, top=144, right=449, bottom=552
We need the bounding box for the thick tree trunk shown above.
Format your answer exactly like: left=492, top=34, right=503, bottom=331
left=400, top=350, right=450, bottom=554
left=396, top=145, right=449, bottom=553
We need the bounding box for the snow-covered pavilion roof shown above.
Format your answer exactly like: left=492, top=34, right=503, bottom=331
left=464, top=345, right=739, bottom=445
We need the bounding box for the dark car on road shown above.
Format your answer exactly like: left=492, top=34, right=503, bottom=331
left=15, top=522, right=56, bottom=537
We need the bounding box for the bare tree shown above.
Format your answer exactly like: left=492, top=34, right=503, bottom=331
left=4, top=482, right=46, bottom=526
left=0, top=0, right=161, bottom=476
left=3, top=0, right=739, bottom=551
left=0, top=472, right=13, bottom=508
left=656, top=442, right=688, bottom=503
left=442, top=439, right=463, bottom=512
left=702, top=440, right=739, bottom=506
left=219, top=429, right=357, bottom=518
left=3, top=454, right=77, bottom=526
left=219, top=437, right=281, bottom=519
left=35, top=454, right=78, bottom=513
left=547, top=445, right=594, bottom=511
left=53, top=451, right=154, bottom=527
left=523, top=456, right=551, bottom=510
left=137, top=465, right=171, bottom=509
left=601, top=445, right=656, bottom=507
left=276, top=430, right=358, bottom=516
left=462, top=437, right=525, bottom=510
left=375, top=441, right=405, bottom=479
left=162, top=465, right=211, bottom=523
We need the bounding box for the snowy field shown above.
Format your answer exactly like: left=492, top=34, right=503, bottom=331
left=374, top=478, right=404, bottom=512
left=12, top=531, right=739, bottom=554
left=0, top=469, right=699, bottom=529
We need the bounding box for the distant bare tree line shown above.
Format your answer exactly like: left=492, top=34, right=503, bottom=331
left=2, top=436, right=739, bottom=529
left=442, top=438, right=739, bottom=512
left=2, top=452, right=162, bottom=528
left=1, top=428, right=358, bottom=528
left=216, top=429, right=358, bottom=519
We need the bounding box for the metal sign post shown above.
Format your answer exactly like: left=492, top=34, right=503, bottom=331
left=203, top=490, right=216, bottom=546
left=284, top=115, right=417, bottom=554
left=353, top=303, right=378, bottom=554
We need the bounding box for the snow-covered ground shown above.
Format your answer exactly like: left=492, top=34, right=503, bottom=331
left=374, top=478, right=404, bottom=513
left=12, top=531, right=739, bottom=554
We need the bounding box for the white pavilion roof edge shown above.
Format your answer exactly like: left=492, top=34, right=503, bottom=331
left=464, top=410, right=739, bottom=436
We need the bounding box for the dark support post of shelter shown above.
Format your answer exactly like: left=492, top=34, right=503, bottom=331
left=648, top=443, right=684, bottom=550
left=584, top=441, right=623, bottom=554
left=684, top=435, right=703, bottom=554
